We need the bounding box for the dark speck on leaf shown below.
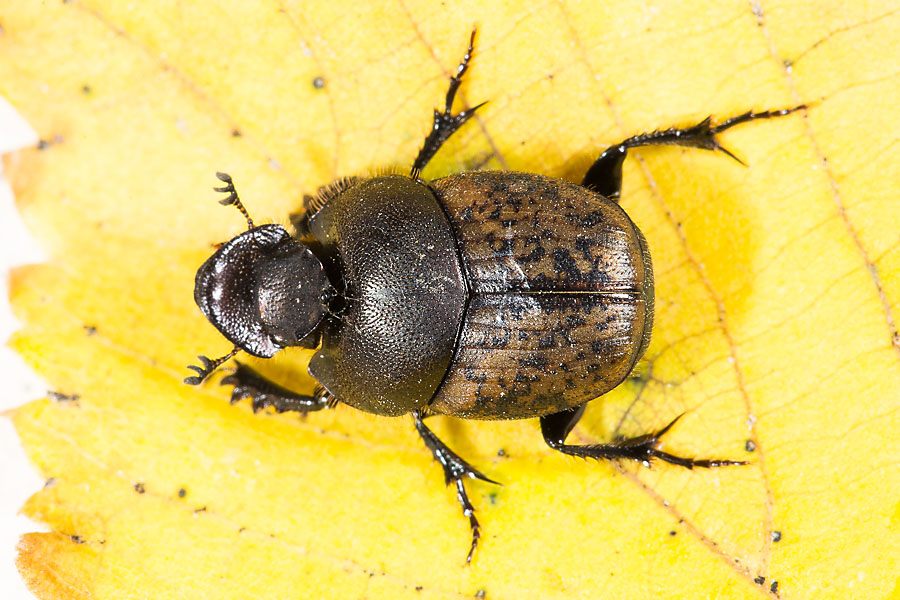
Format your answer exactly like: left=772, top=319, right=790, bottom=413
left=134, top=482, right=146, bottom=494
left=754, top=576, right=765, bottom=585
left=37, top=139, right=50, bottom=150
left=231, top=129, right=242, bottom=137
left=81, top=84, right=92, bottom=94
left=48, top=391, right=80, bottom=403
left=745, top=439, right=756, bottom=452
left=770, top=581, right=778, bottom=593
left=313, top=76, right=325, bottom=89
left=475, top=590, right=486, bottom=599
left=178, top=487, right=187, bottom=499
left=771, top=530, right=782, bottom=542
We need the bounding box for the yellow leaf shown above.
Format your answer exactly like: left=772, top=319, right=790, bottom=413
left=3, top=1, right=900, bottom=599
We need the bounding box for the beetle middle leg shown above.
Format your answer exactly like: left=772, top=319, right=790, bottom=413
left=541, top=405, right=747, bottom=469
left=410, top=28, right=487, bottom=180
left=412, top=410, right=499, bottom=563
left=582, top=106, right=806, bottom=199
left=221, top=362, right=335, bottom=414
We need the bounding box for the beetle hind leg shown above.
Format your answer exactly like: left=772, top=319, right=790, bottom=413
left=412, top=410, right=499, bottom=564
left=582, top=106, right=806, bottom=199
left=221, top=362, right=333, bottom=414
left=541, top=405, right=747, bottom=469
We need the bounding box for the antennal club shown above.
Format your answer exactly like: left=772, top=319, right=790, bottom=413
left=214, top=172, right=254, bottom=229
left=184, top=347, right=241, bottom=385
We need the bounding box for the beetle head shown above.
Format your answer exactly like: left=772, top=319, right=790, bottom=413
left=185, top=172, right=336, bottom=386
left=194, top=224, right=333, bottom=359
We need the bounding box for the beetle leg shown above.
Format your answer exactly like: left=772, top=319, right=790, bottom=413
left=220, top=361, right=333, bottom=414
left=541, top=406, right=748, bottom=469
left=410, top=28, right=487, bottom=180
left=412, top=410, right=499, bottom=564
left=582, top=105, right=807, bottom=199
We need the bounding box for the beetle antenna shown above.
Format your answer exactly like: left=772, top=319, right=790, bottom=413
left=184, top=347, right=241, bottom=385
left=214, top=172, right=254, bottom=230
left=315, top=385, right=340, bottom=409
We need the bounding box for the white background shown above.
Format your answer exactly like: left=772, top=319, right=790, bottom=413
left=1, top=96, right=50, bottom=600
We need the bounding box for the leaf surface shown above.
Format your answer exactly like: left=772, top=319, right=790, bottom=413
left=3, top=1, right=900, bottom=599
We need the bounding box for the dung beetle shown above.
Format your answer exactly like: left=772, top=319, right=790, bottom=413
left=185, top=30, right=804, bottom=562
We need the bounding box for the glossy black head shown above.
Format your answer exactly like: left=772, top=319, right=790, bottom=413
left=194, top=224, right=333, bottom=358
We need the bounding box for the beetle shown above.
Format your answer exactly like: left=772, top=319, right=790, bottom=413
left=185, top=30, right=803, bottom=562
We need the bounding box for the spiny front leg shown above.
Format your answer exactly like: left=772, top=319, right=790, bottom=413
left=541, top=405, right=748, bottom=469
left=412, top=410, right=499, bottom=563
left=222, top=362, right=334, bottom=414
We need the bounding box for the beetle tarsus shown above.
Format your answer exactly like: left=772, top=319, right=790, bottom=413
left=581, top=105, right=807, bottom=199
left=455, top=478, right=481, bottom=564
left=411, top=28, right=486, bottom=179
left=221, top=362, right=333, bottom=414
left=413, top=410, right=498, bottom=564
left=541, top=406, right=748, bottom=469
